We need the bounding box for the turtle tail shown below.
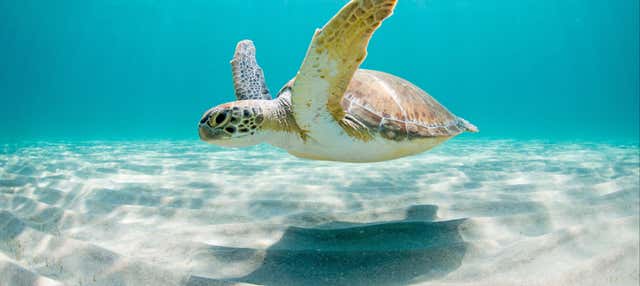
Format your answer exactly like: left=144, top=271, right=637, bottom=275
left=457, top=117, right=479, bottom=133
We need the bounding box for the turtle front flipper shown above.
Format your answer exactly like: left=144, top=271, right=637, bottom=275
left=291, top=0, right=397, bottom=140
left=231, top=40, right=272, bottom=100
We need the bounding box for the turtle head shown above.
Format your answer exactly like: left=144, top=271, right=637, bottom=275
left=198, top=101, right=267, bottom=147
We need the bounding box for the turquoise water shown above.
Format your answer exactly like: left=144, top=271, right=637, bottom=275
left=1, top=1, right=639, bottom=285
left=1, top=0, right=638, bottom=141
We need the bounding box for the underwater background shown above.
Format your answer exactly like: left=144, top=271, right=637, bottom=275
left=0, top=1, right=639, bottom=286
left=1, top=0, right=638, bottom=141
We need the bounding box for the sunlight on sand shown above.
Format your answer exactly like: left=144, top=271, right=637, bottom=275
left=0, top=140, right=638, bottom=285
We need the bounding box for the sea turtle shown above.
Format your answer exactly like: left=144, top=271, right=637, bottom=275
left=198, top=0, right=477, bottom=162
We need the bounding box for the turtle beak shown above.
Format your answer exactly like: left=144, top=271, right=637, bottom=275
left=198, top=111, right=217, bottom=141
left=198, top=111, right=231, bottom=143
left=199, top=124, right=227, bottom=142
left=198, top=111, right=210, bottom=138
left=198, top=125, right=209, bottom=141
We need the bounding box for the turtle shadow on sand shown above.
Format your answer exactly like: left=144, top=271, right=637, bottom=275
left=228, top=205, right=468, bottom=286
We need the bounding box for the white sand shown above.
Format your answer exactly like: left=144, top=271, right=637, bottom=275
left=0, top=140, right=638, bottom=286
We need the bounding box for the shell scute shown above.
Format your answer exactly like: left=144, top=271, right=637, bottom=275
left=341, top=94, right=382, bottom=129
left=379, top=118, right=406, bottom=140
left=342, top=69, right=465, bottom=140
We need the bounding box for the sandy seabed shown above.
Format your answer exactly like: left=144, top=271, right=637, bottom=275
left=0, top=139, right=638, bottom=286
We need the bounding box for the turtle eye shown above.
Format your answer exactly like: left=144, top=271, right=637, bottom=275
left=215, top=112, right=227, bottom=125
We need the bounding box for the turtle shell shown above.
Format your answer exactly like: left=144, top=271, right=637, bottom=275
left=341, top=69, right=469, bottom=141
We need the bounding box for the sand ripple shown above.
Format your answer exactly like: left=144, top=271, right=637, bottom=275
left=0, top=140, right=638, bottom=286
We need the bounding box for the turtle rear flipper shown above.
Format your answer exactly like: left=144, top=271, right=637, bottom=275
left=458, top=118, right=479, bottom=133
left=230, top=40, right=272, bottom=100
